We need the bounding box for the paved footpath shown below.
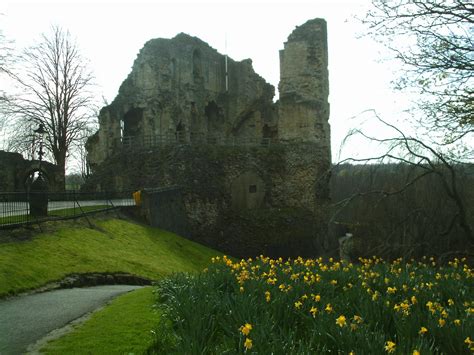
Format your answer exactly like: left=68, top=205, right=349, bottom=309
left=0, top=285, right=142, bottom=355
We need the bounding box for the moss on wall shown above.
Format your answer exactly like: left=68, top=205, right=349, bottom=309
left=84, top=142, right=329, bottom=257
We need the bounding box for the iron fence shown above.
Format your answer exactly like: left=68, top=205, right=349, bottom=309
left=120, top=132, right=273, bottom=149
left=0, top=190, right=136, bottom=229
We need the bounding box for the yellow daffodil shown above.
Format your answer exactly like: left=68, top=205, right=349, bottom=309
left=240, top=323, right=252, bottom=336
left=244, top=337, right=253, bottom=350
left=336, top=315, right=347, bottom=327
left=325, top=303, right=333, bottom=313
left=372, top=291, right=380, bottom=301
left=265, top=291, right=271, bottom=303
left=438, top=318, right=446, bottom=327
left=419, top=326, right=428, bottom=335
left=453, top=319, right=461, bottom=326
left=294, top=301, right=303, bottom=309
left=267, top=278, right=276, bottom=285
left=465, top=337, right=474, bottom=351
left=384, top=340, right=396, bottom=353
left=413, top=350, right=420, bottom=355
left=310, top=306, right=318, bottom=317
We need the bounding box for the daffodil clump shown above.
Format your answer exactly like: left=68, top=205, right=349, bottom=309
left=152, top=256, right=473, bottom=354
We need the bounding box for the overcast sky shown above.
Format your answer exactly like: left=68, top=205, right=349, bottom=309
left=1, top=0, right=410, bottom=163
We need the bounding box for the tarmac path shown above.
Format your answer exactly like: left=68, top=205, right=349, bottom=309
left=0, top=285, right=142, bottom=355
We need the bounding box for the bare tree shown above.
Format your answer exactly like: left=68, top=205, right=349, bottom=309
left=362, top=0, right=473, bottom=146
left=0, top=31, right=10, bottom=76
left=333, top=110, right=473, bottom=259
left=0, top=14, right=13, bottom=76
left=4, top=26, right=96, bottom=188
left=0, top=22, right=14, bottom=149
left=0, top=21, right=14, bottom=101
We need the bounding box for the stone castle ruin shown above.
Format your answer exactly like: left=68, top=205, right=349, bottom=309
left=86, top=18, right=331, bottom=257
left=0, top=150, right=64, bottom=192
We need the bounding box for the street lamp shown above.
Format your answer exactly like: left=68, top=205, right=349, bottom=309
left=34, top=123, right=46, bottom=174
left=30, top=123, right=48, bottom=217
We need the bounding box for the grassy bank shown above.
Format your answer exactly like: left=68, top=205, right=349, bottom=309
left=41, top=287, right=158, bottom=354
left=0, top=215, right=219, bottom=297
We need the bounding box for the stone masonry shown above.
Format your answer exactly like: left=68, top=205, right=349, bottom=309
left=86, top=18, right=331, bottom=257
left=0, top=150, right=64, bottom=192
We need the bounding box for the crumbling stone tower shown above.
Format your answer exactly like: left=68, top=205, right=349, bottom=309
left=85, top=18, right=331, bottom=258
left=278, top=18, right=330, bottom=149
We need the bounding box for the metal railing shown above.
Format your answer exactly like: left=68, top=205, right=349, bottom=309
left=120, top=132, right=273, bottom=149
left=0, top=190, right=136, bottom=229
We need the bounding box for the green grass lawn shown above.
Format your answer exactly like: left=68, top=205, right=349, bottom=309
left=0, top=216, right=219, bottom=297
left=0, top=215, right=221, bottom=353
left=47, top=205, right=111, bottom=217
left=41, top=287, right=159, bottom=354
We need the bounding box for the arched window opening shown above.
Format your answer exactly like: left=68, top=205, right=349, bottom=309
left=192, top=49, right=202, bottom=82
left=205, top=101, right=222, bottom=133
left=123, top=108, right=144, bottom=138
left=176, top=121, right=186, bottom=143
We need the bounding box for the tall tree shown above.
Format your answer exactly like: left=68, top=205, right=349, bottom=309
left=363, top=0, right=473, bottom=147
left=0, top=23, right=14, bottom=148
left=332, top=2, right=474, bottom=257
left=5, top=26, right=95, bottom=187
left=337, top=111, right=473, bottom=252
left=0, top=29, right=10, bottom=75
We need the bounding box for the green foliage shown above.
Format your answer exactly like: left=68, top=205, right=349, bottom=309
left=0, top=217, right=219, bottom=297
left=41, top=287, right=159, bottom=354
left=47, top=205, right=109, bottom=218
left=331, top=162, right=474, bottom=258
left=152, top=256, right=474, bottom=354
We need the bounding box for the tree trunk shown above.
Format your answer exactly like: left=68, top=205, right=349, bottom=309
left=55, top=152, right=66, bottom=191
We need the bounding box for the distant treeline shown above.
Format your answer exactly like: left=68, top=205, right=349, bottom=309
left=330, top=163, right=474, bottom=260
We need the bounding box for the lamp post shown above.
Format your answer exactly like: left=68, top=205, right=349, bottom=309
left=30, top=123, right=48, bottom=217
left=34, top=123, right=46, bottom=175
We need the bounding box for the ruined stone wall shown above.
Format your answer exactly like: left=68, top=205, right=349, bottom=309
left=85, top=18, right=331, bottom=257
left=84, top=142, right=329, bottom=257
left=0, top=150, right=64, bottom=191
left=88, top=34, right=276, bottom=170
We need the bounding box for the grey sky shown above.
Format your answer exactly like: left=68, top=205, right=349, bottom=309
left=1, top=0, right=409, bottom=162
